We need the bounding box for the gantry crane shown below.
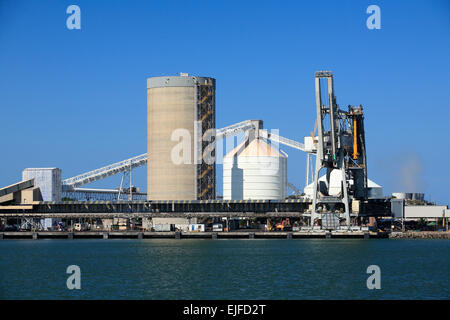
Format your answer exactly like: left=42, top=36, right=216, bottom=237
left=310, top=71, right=367, bottom=228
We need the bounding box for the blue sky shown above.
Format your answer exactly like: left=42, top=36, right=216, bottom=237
left=0, top=0, right=449, bottom=204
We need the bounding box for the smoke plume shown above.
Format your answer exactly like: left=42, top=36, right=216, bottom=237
left=396, top=152, right=426, bottom=192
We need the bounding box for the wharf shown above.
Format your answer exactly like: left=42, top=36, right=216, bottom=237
left=0, top=199, right=391, bottom=218
left=0, top=230, right=386, bottom=240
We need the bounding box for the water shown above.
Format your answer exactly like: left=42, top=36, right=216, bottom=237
left=0, top=239, right=449, bottom=299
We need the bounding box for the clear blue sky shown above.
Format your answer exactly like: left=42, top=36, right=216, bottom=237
left=0, top=0, right=449, bottom=204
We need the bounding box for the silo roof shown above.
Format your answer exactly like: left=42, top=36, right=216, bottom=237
left=224, top=138, right=286, bottom=158
left=147, top=75, right=215, bottom=89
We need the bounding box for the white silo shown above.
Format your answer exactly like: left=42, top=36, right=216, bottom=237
left=223, top=138, right=287, bottom=200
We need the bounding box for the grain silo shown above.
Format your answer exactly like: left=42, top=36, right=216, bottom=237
left=223, top=138, right=287, bottom=200
left=147, top=73, right=215, bottom=200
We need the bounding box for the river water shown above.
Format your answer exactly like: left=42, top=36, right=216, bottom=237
left=0, top=239, right=448, bottom=299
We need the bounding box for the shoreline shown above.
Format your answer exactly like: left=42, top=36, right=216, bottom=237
left=0, top=230, right=380, bottom=240
left=389, top=231, right=450, bottom=239
left=1, top=231, right=449, bottom=240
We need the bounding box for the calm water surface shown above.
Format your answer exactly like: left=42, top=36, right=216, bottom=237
left=0, top=239, right=449, bottom=299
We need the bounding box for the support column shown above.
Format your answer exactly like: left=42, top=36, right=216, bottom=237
left=305, top=153, right=310, bottom=187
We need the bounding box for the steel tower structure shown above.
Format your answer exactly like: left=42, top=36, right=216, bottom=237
left=310, top=71, right=367, bottom=228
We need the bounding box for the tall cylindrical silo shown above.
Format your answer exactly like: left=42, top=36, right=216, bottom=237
left=223, top=138, right=287, bottom=200
left=147, top=73, right=216, bottom=200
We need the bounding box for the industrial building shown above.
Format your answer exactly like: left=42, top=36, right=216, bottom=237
left=22, top=168, right=62, bottom=202
left=0, top=71, right=448, bottom=235
left=391, top=193, right=448, bottom=221
left=0, top=179, right=42, bottom=205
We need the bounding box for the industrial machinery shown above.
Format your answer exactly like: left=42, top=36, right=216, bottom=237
left=310, top=71, right=368, bottom=228
left=61, top=154, right=147, bottom=201
left=275, top=218, right=292, bottom=231
left=266, top=218, right=292, bottom=231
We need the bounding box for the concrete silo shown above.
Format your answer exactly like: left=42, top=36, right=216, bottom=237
left=147, top=73, right=215, bottom=200
left=223, top=138, right=287, bottom=200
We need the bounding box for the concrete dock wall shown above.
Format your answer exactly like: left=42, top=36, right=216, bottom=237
left=0, top=231, right=383, bottom=240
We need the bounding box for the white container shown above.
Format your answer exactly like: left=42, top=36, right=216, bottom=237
left=223, top=138, right=287, bottom=200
